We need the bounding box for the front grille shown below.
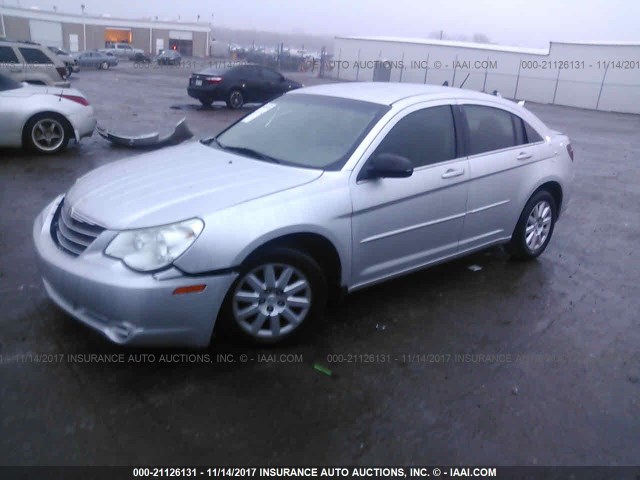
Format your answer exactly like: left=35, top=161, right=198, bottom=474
left=51, top=200, right=105, bottom=256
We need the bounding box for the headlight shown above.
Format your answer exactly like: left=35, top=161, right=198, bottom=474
left=105, top=218, right=204, bottom=272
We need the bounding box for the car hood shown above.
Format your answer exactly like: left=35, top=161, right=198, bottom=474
left=64, top=141, right=323, bottom=230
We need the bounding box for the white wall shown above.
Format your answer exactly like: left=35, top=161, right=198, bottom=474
left=29, top=19, right=63, bottom=48
left=332, top=38, right=640, bottom=114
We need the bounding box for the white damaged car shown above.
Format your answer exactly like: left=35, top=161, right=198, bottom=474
left=0, top=73, right=96, bottom=154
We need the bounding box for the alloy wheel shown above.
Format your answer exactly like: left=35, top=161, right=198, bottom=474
left=31, top=119, right=65, bottom=152
left=232, top=263, right=312, bottom=339
left=229, top=91, right=243, bottom=109
left=525, top=200, right=552, bottom=252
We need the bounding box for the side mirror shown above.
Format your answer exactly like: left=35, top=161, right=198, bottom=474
left=362, top=153, right=414, bottom=180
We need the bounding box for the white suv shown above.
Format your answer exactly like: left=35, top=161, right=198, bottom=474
left=0, top=39, right=69, bottom=87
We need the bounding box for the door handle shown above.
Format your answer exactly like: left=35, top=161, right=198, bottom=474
left=441, top=168, right=465, bottom=179
left=516, top=152, right=533, bottom=161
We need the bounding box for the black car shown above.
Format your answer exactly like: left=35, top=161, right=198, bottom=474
left=156, top=50, right=181, bottom=65
left=132, top=52, right=151, bottom=63
left=187, top=64, right=303, bottom=109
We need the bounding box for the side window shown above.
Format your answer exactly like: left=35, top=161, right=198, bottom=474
left=18, top=48, right=54, bottom=64
left=246, top=66, right=261, bottom=79
left=524, top=121, right=543, bottom=143
left=373, top=105, right=457, bottom=168
left=464, top=105, right=517, bottom=155
left=262, top=68, right=283, bottom=82
left=0, top=46, right=20, bottom=64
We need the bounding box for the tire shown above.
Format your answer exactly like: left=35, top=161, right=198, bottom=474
left=66, top=66, right=73, bottom=77
left=218, top=247, right=328, bottom=345
left=506, top=190, right=557, bottom=260
left=23, top=113, right=71, bottom=155
left=226, top=89, right=244, bottom=109
left=100, top=61, right=109, bottom=70
left=199, top=99, right=213, bottom=107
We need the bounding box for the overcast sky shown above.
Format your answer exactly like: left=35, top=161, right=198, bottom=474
left=5, top=0, right=639, bottom=48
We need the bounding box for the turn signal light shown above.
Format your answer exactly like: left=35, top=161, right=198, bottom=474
left=172, top=284, right=207, bottom=295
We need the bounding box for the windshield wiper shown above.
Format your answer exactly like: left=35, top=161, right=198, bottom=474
left=216, top=142, right=281, bottom=164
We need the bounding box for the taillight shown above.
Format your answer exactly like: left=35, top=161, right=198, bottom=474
left=205, top=76, right=223, bottom=84
left=56, top=66, right=67, bottom=79
left=566, top=143, right=574, bottom=161
left=61, top=94, right=90, bottom=106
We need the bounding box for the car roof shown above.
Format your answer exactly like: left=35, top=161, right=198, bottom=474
left=289, top=82, right=502, bottom=106
left=0, top=39, right=43, bottom=47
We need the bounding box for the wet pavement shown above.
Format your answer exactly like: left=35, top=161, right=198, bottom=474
left=1, top=62, right=639, bottom=466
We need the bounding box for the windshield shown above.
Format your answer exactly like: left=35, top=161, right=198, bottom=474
left=213, top=94, right=389, bottom=170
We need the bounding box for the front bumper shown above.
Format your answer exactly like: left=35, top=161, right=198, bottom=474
left=33, top=196, right=237, bottom=347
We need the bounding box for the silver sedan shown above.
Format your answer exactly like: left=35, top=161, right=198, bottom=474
left=0, top=73, right=96, bottom=154
left=33, top=82, right=574, bottom=347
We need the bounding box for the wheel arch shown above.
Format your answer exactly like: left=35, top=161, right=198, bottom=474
left=236, top=231, right=345, bottom=295
left=531, top=180, right=563, bottom=218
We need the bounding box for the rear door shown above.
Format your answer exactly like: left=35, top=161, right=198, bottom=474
left=260, top=67, right=287, bottom=101
left=0, top=46, right=24, bottom=82
left=18, top=46, right=58, bottom=84
left=459, top=102, right=554, bottom=251
left=235, top=65, right=263, bottom=103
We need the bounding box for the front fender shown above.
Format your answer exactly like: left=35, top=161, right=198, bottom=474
left=174, top=173, right=353, bottom=286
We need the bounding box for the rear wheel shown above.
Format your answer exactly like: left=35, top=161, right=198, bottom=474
left=100, top=61, right=109, bottom=70
left=219, top=247, right=327, bottom=344
left=199, top=99, right=213, bottom=107
left=226, top=89, right=244, bottom=109
left=24, top=113, right=71, bottom=154
left=507, top=190, right=557, bottom=260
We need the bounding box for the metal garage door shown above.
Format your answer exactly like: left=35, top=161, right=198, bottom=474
left=29, top=20, right=63, bottom=48
left=169, top=31, right=193, bottom=41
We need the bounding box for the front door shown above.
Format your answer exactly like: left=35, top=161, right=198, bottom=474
left=350, top=102, right=469, bottom=289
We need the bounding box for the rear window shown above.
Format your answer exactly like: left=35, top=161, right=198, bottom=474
left=0, top=46, right=20, bottom=64
left=19, top=47, right=54, bottom=65
left=464, top=105, right=519, bottom=155
left=199, top=67, right=231, bottom=76
left=524, top=121, right=544, bottom=143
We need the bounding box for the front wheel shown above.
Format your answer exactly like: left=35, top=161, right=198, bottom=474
left=100, top=61, right=109, bottom=70
left=219, top=247, right=327, bottom=344
left=507, top=190, right=557, bottom=260
left=226, top=89, right=244, bottom=109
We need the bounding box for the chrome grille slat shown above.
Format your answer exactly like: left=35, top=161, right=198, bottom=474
left=57, top=218, right=92, bottom=247
left=51, top=200, right=105, bottom=256
left=60, top=204, right=103, bottom=236
left=55, top=228, right=84, bottom=256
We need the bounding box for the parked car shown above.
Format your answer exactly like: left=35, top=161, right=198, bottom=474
left=0, top=73, right=95, bottom=154
left=187, top=63, right=303, bottom=108
left=156, top=49, right=182, bottom=65
left=131, top=52, right=152, bottom=63
left=33, top=83, right=574, bottom=347
left=75, top=51, right=118, bottom=70
left=47, top=46, right=80, bottom=76
left=0, top=39, right=69, bottom=87
left=99, top=42, right=144, bottom=59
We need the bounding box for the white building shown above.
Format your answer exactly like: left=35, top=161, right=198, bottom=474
left=332, top=36, right=640, bottom=114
